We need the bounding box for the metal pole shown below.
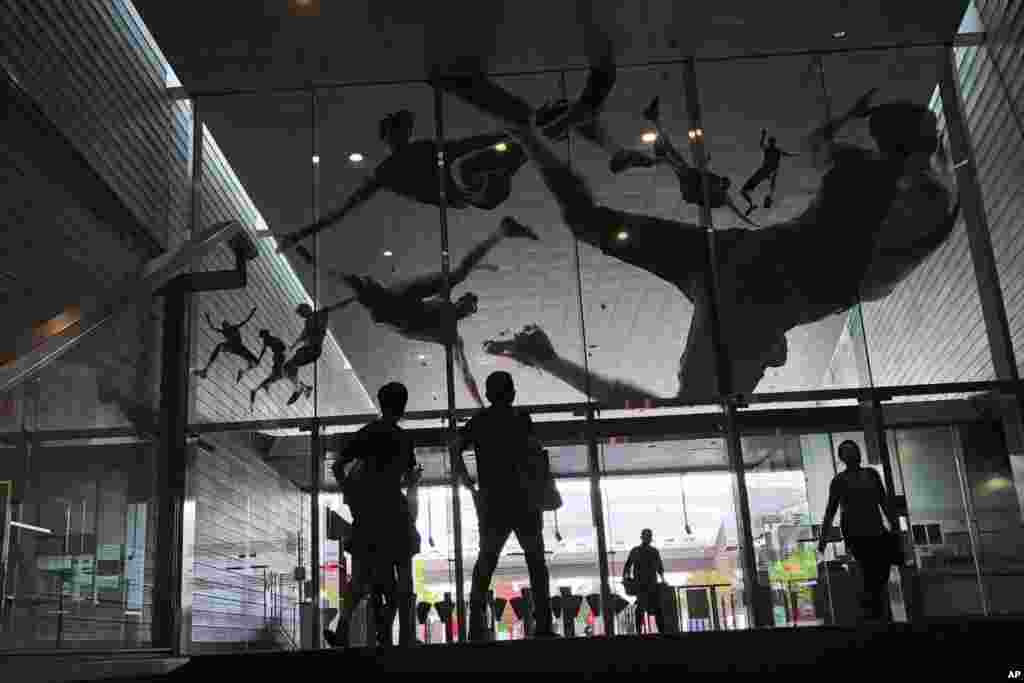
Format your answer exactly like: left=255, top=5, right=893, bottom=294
left=681, top=57, right=764, bottom=627
left=585, top=413, right=614, bottom=635
left=951, top=425, right=991, bottom=615
left=432, top=83, right=466, bottom=641
left=939, top=47, right=1019, bottom=384
left=939, top=45, right=1024, bottom=524
left=308, top=89, right=322, bottom=650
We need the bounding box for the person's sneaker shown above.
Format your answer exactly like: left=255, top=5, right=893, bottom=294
left=609, top=149, right=656, bottom=174
left=500, top=216, right=540, bottom=240
left=642, top=96, right=661, bottom=123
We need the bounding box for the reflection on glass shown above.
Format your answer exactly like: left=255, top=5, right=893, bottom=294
left=1, top=440, right=157, bottom=650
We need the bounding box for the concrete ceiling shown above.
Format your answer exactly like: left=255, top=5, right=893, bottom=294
left=133, top=0, right=969, bottom=415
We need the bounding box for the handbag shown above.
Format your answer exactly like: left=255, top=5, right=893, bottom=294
left=525, top=447, right=563, bottom=511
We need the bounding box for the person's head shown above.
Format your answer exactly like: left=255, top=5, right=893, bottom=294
left=378, top=381, right=409, bottom=420
left=767, top=136, right=777, bottom=148
left=485, top=371, right=515, bottom=407
left=837, top=440, right=863, bottom=469
left=221, top=319, right=231, bottom=330
left=379, top=110, right=415, bottom=150
left=295, top=303, right=313, bottom=319
left=867, top=102, right=939, bottom=159
left=455, top=292, right=479, bottom=320
left=641, top=529, right=653, bottom=545
left=258, top=328, right=270, bottom=340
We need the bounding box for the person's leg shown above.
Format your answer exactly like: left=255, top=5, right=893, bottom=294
left=195, top=343, right=224, bottom=377
left=393, top=559, right=417, bottom=646
left=650, top=587, right=666, bottom=633
left=285, top=345, right=321, bottom=405
left=233, top=344, right=260, bottom=383
left=514, top=509, right=553, bottom=635
left=453, top=337, right=484, bottom=407
left=470, top=516, right=512, bottom=640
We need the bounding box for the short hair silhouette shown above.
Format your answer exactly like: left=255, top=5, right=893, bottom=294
left=378, top=382, right=409, bottom=417
left=837, top=439, right=862, bottom=466
left=485, top=371, right=515, bottom=406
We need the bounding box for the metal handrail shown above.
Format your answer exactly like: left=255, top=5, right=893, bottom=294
left=0, top=220, right=243, bottom=395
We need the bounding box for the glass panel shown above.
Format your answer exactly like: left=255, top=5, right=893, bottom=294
left=444, top=72, right=592, bottom=409
left=599, top=430, right=741, bottom=634
left=952, top=4, right=1024, bottom=380
left=824, top=47, right=987, bottom=387
left=194, top=92, right=376, bottom=425
left=314, top=83, right=444, bottom=415
left=188, top=428, right=307, bottom=652
left=1, top=436, right=157, bottom=650
left=889, top=425, right=985, bottom=617
left=697, top=53, right=872, bottom=394
left=457, top=435, right=598, bottom=640
left=569, top=63, right=721, bottom=406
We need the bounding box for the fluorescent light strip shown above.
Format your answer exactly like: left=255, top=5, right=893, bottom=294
left=11, top=521, right=53, bottom=535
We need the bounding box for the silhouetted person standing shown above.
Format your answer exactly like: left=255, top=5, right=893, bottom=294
left=451, top=371, right=556, bottom=640
left=818, top=440, right=898, bottom=622
left=329, top=382, right=420, bottom=647
left=623, top=529, right=666, bottom=633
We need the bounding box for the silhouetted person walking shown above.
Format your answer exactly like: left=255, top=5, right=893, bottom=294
left=451, top=371, right=556, bottom=640
left=818, top=440, right=899, bottom=622
left=623, top=529, right=666, bottom=634
left=329, top=382, right=420, bottom=647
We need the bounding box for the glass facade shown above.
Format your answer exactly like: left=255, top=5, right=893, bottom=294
left=2, top=0, right=1024, bottom=658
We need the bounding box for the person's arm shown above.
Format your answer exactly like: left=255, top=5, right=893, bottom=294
left=622, top=548, right=635, bottom=580
left=256, top=340, right=268, bottom=365
left=759, top=129, right=767, bottom=149
left=323, top=296, right=358, bottom=316
left=276, top=176, right=383, bottom=253
left=872, top=468, right=898, bottom=530
left=780, top=149, right=798, bottom=158
left=449, top=424, right=475, bottom=488
left=806, top=87, right=878, bottom=169
left=239, top=306, right=257, bottom=328
left=818, top=477, right=842, bottom=553
left=656, top=550, right=666, bottom=583
left=484, top=328, right=659, bottom=406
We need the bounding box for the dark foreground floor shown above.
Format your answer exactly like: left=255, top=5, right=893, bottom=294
left=53, top=618, right=1024, bottom=679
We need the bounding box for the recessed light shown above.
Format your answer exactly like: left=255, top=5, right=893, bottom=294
left=311, top=154, right=320, bottom=165
left=688, top=128, right=704, bottom=140
left=616, top=230, right=629, bottom=242
left=348, top=152, right=364, bottom=163
left=383, top=249, right=393, bottom=257
left=833, top=30, right=847, bottom=39
left=494, top=142, right=509, bottom=152
left=641, top=131, right=658, bottom=143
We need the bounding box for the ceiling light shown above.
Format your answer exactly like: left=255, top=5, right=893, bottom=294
left=348, top=152, right=364, bottom=163
left=383, top=249, right=393, bottom=257
left=832, top=30, right=847, bottom=39
left=312, top=154, right=320, bottom=165
left=494, top=142, right=509, bottom=152
left=688, top=128, right=704, bottom=140
left=616, top=230, right=629, bottom=242
left=641, top=131, right=658, bottom=143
